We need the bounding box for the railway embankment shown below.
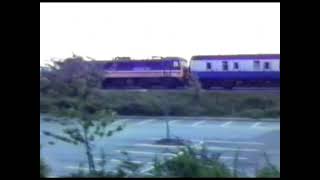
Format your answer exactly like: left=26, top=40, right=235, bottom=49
left=41, top=90, right=280, bottom=119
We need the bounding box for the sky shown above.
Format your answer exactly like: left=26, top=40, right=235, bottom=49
left=40, top=3, right=280, bottom=66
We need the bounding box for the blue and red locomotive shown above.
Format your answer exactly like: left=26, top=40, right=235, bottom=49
left=100, top=54, right=280, bottom=89
left=102, top=57, right=189, bottom=89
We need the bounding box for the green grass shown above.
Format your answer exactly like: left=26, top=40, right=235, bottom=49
left=40, top=90, right=280, bottom=119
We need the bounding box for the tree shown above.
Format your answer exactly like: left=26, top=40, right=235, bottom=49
left=41, top=55, right=125, bottom=174
left=43, top=108, right=123, bottom=173
left=40, top=55, right=104, bottom=97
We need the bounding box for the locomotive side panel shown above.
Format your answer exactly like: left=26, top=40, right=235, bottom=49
left=102, top=58, right=188, bottom=88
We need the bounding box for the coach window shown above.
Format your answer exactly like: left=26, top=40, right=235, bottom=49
left=206, top=62, right=212, bottom=70
left=264, top=62, right=270, bottom=70
left=233, top=62, right=239, bottom=70
left=222, top=61, right=228, bottom=71
left=253, top=61, right=260, bottom=70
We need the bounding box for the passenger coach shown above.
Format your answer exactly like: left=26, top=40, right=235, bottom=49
left=190, top=54, right=280, bottom=89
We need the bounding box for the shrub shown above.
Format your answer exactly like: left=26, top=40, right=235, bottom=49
left=40, top=158, right=50, bottom=177
left=256, top=166, right=280, bottom=177
left=238, top=109, right=265, bottom=119
left=151, top=145, right=232, bottom=177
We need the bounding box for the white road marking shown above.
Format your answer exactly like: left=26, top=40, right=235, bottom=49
left=136, top=119, right=156, bottom=125
left=170, top=120, right=179, bottom=124
left=251, top=122, right=262, bottom=128
left=196, top=139, right=264, bottom=145
left=134, top=143, right=184, bottom=149
left=65, top=166, right=90, bottom=171
left=221, top=121, right=233, bottom=127
left=254, top=125, right=280, bottom=130
left=140, top=165, right=154, bottom=173
left=115, top=150, right=176, bottom=157
left=220, top=156, right=248, bottom=160
left=206, top=146, right=259, bottom=152
left=117, top=119, right=128, bottom=124
left=191, top=120, right=206, bottom=127
left=133, top=143, right=258, bottom=152
left=147, top=138, right=264, bottom=145
left=108, top=158, right=153, bottom=164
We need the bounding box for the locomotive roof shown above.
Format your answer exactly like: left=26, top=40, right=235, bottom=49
left=191, top=54, right=280, bottom=60
left=97, top=57, right=187, bottom=63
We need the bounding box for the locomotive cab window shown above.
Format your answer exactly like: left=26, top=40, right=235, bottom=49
left=206, top=62, right=212, bottom=70
left=264, top=62, right=270, bottom=70
left=173, top=61, right=179, bottom=68
left=253, top=61, right=260, bottom=70
left=233, top=62, right=239, bottom=70
left=222, top=61, right=228, bottom=71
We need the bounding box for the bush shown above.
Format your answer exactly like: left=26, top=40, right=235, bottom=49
left=151, top=146, right=232, bottom=177
left=262, top=108, right=280, bottom=118
left=256, top=166, right=280, bottom=177
left=238, top=109, right=265, bottom=119
left=240, top=97, right=276, bottom=110
left=40, top=158, right=50, bottom=177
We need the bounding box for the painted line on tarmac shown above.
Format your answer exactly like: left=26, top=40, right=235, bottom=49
left=140, top=165, right=154, bottom=173
left=220, top=156, right=248, bottom=160
left=197, top=139, right=264, bottom=145
left=105, top=158, right=153, bottom=165
left=191, top=120, right=207, bottom=127
left=253, top=126, right=280, bottom=130
left=65, top=166, right=90, bottom=171
left=117, top=119, right=128, bottom=124
left=136, top=119, right=156, bottom=125
left=251, top=122, right=262, bottom=128
left=134, top=143, right=184, bottom=149
left=147, top=137, right=264, bottom=145
left=133, top=143, right=259, bottom=152
left=221, top=121, right=233, bottom=127
left=206, top=146, right=259, bottom=152
left=170, top=120, right=179, bottom=124
left=114, top=150, right=176, bottom=157
left=65, top=165, right=118, bottom=173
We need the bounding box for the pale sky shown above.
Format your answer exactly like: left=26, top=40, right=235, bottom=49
left=40, top=3, right=280, bottom=65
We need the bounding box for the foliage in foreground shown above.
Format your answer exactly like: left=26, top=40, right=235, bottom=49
left=40, top=146, right=50, bottom=178
left=256, top=152, right=280, bottom=177
left=41, top=55, right=125, bottom=174
left=40, top=158, right=50, bottom=178
left=66, top=145, right=280, bottom=178
left=256, top=166, right=280, bottom=177
left=151, top=145, right=232, bottom=177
